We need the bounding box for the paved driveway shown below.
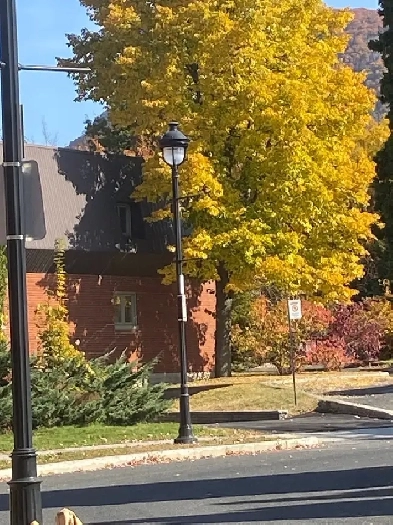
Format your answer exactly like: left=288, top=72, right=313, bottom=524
left=216, top=412, right=393, bottom=434
left=327, top=383, right=393, bottom=411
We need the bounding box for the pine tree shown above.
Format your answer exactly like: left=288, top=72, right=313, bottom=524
left=369, top=1, right=393, bottom=287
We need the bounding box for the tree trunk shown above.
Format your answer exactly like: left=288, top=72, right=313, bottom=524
left=215, top=263, right=233, bottom=377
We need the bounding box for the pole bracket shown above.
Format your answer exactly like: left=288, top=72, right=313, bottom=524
left=2, top=161, right=21, bottom=167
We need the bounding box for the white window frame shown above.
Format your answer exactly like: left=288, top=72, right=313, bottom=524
left=117, top=204, right=132, bottom=237
left=114, top=292, right=138, bottom=331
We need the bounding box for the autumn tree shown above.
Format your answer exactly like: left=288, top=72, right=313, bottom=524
left=63, top=0, right=380, bottom=376
left=232, top=296, right=333, bottom=375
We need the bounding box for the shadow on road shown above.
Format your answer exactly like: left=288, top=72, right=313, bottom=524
left=327, top=384, right=393, bottom=397
left=0, top=465, right=387, bottom=523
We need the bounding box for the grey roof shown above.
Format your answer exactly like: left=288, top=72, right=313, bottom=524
left=0, top=144, right=174, bottom=253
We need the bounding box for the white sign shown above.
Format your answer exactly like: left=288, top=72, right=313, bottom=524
left=288, top=299, right=302, bottom=320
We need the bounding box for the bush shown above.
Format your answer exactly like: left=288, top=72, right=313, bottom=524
left=330, top=298, right=393, bottom=362
left=304, top=338, right=353, bottom=371
left=0, top=345, right=170, bottom=430
left=232, top=296, right=332, bottom=375
left=0, top=241, right=170, bottom=431
left=99, top=356, right=170, bottom=425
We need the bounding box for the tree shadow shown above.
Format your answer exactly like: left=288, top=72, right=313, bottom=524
left=328, top=384, right=393, bottom=397
left=54, top=148, right=170, bottom=253
left=31, top=149, right=215, bottom=376
left=163, top=382, right=232, bottom=400
left=0, top=465, right=386, bottom=523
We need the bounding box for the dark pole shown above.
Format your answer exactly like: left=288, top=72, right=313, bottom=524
left=172, top=163, right=197, bottom=445
left=0, top=0, right=42, bottom=523
left=287, top=301, right=297, bottom=406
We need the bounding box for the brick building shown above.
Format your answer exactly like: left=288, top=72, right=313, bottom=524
left=0, top=144, right=216, bottom=382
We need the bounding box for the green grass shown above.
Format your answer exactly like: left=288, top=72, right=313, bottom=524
left=0, top=423, right=262, bottom=454
left=0, top=425, right=266, bottom=470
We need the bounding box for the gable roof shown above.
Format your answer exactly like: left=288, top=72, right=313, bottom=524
left=0, top=144, right=173, bottom=253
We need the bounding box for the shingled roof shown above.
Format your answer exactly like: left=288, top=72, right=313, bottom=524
left=0, top=144, right=174, bottom=254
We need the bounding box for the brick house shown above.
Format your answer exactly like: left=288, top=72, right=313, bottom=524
left=0, top=144, right=216, bottom=382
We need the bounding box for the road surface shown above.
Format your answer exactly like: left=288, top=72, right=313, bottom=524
left=0, top=426, right=392, bottom=524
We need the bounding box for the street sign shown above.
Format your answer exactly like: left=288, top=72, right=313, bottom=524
left=288, top=299, right=302, bottom=320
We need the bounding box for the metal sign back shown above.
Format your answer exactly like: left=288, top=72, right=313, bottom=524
left=288, top=299, right=302, bottom=320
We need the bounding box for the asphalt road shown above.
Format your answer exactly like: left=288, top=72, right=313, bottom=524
left=0, top=428, right=393, bottom=524
left=217, top=412, right=393, bottom=434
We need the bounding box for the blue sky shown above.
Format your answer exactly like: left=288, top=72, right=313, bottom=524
left=12, top=0, right=379, bottom=147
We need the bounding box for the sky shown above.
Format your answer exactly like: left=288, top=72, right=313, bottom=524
left=10, top=0, right=379, bottom=147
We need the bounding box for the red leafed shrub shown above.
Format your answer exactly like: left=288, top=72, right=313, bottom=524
left=305, top=338, right=354, bottom=371
left=330, top=298, right=393, bottom=362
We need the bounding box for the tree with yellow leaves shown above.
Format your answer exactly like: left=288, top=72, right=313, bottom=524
left=62, top=0, right=383, bottom=376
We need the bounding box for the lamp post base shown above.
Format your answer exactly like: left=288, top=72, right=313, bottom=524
left=174, top=429, right=198, bottom=445
left=8, top=448, right=42, bottom=525
left=174, top=392, right=197, bottom=445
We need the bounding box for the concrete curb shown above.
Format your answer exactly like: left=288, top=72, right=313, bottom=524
left=157, top=410, right=288, bottom=423
left=317, top=398, right=393, bottom=420
left=0, top=436, right=320, bottom=480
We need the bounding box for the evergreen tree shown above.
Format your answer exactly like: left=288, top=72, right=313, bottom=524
left=369, top=1, right=393, bottom=288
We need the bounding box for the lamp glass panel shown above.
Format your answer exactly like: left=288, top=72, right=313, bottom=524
left=162, top=146, right=185, bottom=166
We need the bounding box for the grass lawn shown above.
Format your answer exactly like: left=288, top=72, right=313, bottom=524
left=167, top=371, right=393, bottom=415
left=0, top=371, right=386, bottom=470
left=184, top=381, right=317, bottom=414
left=0, top=424, right=267, bottom=470
left=268, top=372, right=393, bottom=395
left=0, top=423, right=260, bottom=454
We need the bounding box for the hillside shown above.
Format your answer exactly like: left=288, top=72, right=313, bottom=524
left=343, top=8, right=384, bottom=94
left=69, top=7, right=385, bottom=149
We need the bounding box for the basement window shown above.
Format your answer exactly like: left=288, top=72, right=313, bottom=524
left=114, top=292, right=138, bottom=331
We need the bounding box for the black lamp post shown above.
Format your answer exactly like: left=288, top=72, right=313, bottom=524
left=160, top=122, right=197, bottom=445
left=0, top=0, right=42, bottom=523
left=0, top=1, right=90, bottom=523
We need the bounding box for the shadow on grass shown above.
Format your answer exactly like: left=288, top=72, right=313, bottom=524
left=163, top=383, right=233, bottom=400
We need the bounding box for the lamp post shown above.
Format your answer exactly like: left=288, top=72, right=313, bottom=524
left=0, top=1, right=42, bottom=523
left=0, top=1, right=90, bottom=522
left=160, top=122, right=197, bottom=445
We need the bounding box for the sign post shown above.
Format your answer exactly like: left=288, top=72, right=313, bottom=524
left=287, top=299, right=302, bottom=405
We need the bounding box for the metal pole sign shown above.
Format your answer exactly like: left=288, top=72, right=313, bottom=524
left=288, top=299, right=302, bottom=320
left=287, top=298, right=302, bottom=406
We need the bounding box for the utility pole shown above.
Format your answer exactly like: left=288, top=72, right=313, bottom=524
left=0, top=1, right=90, bottom=522
left=0, top=0, right=42, bottom=523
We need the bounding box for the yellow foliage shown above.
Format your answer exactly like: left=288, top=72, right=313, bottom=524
left=35, top=240, right=93, bottom=374
left=64, top=0, right=383, bottom=299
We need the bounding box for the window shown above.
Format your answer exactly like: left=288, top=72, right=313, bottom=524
left=117, top=204, right=132, bottom=237
left=114, top=293, right=137, bottom=330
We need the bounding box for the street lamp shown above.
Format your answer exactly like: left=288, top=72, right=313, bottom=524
left=159, top=122, right=197, bottom=445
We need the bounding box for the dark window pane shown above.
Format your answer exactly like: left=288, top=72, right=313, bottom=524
left=118, top=206, right=128, bottom=235
left=130, top=202, right=145, bottom=239
left=124, top=297, right=133, bottom=324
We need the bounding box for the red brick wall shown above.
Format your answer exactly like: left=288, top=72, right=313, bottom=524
left=22, top=273, right=215, bottom=374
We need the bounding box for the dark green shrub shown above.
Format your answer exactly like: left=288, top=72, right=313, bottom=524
left=98, top=357, right=170, bottom=426
left=0, top=343, right=170, bottom=430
